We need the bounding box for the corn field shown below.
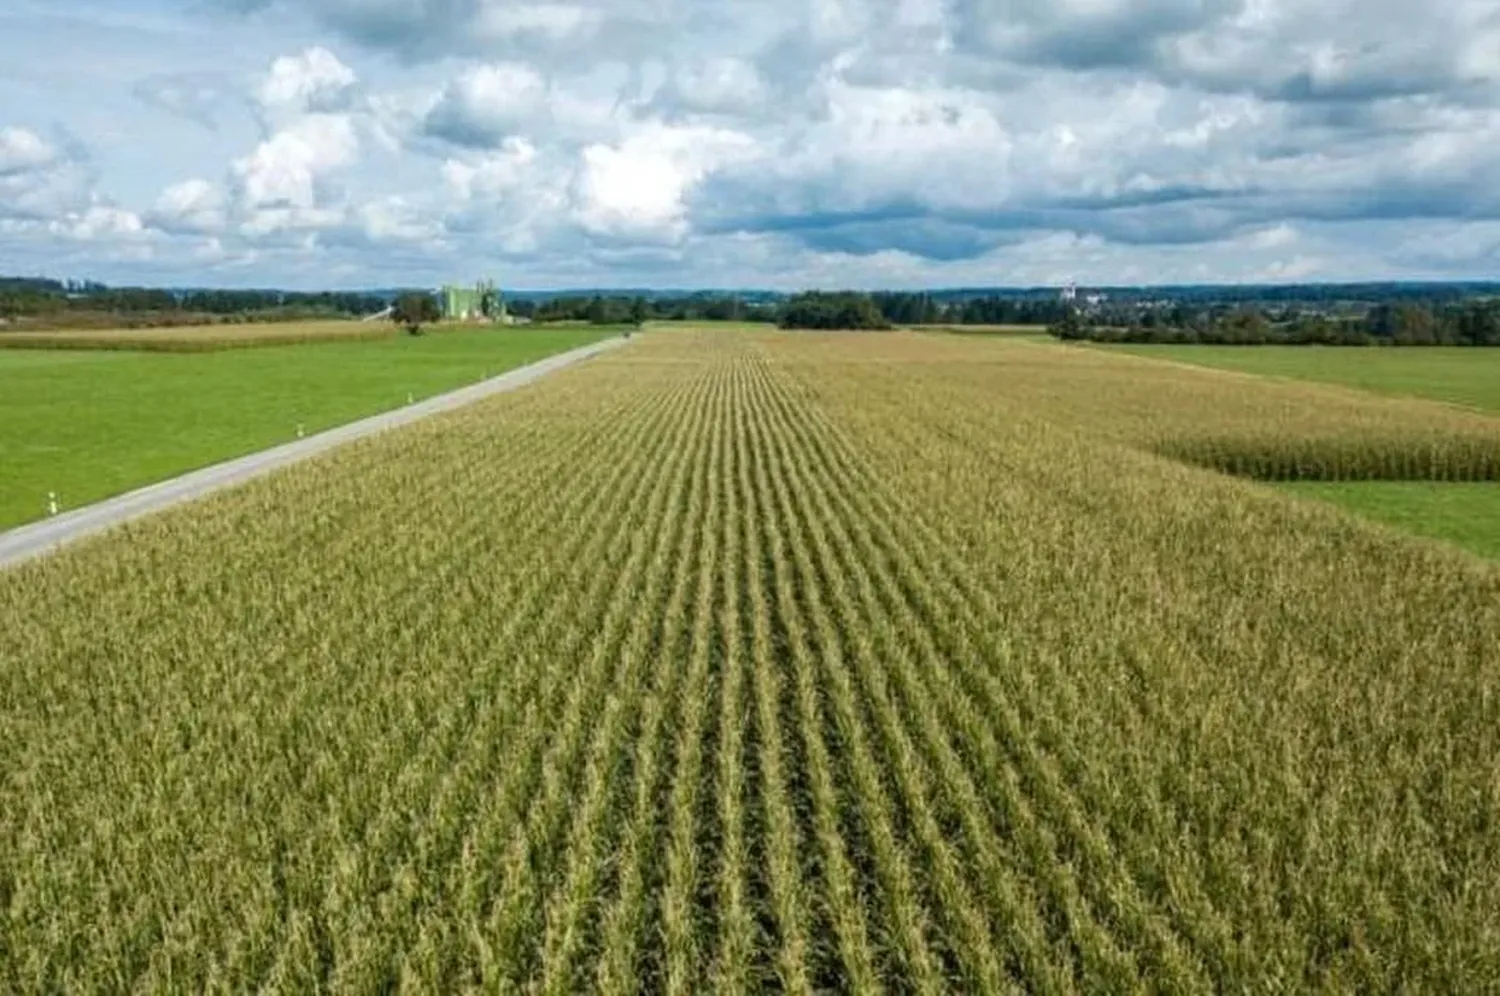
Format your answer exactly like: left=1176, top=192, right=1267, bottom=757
left=3, top=330, right=1499, bottom=992
left=0, top=321, right=399, bottom=353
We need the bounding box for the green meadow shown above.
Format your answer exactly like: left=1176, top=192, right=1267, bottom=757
left=1107, top=343, right=1500, bottom=412
left=0, top=327, right=607, bottom=529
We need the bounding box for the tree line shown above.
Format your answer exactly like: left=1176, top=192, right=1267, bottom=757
left=7, top=274, right=1499, bottom=343
left=1050, top=299, right=1500, bottom=346
left=521, top=291, right=1070, bottom=329
left=519, top=294, right=780, bottom=324
left=0, top=281, right=389, bottom=328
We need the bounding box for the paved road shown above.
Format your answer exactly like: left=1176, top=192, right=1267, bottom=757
left=0, top=335, right=627, bottom=571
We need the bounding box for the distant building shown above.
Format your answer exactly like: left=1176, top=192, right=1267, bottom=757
left=439, top=280, right=513, bottom=323
left=1059, top=283, right=1107, bottom=310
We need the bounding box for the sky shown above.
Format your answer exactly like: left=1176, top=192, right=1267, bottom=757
left=2, top=0, right=1499, bottom=290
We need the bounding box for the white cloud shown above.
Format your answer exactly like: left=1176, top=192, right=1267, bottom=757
left=654, top=58, right=770, bottom=116
left=473, top=2, right=596, bottom=41
left=233, top=114, right=359, bottom=213
left=257, top=46, right=359, bottom=120
left=0, top=127, right=95, bottom=223
left=442, top=137, right=541, bottom=200
left=356, top=195, right=443, bottom=242
left=150, top=178, right=227, bottom=234
left=0, top=127, right=59, bottom=176
left=574, top=123, right=757, bottom=241
left=49, top=204, right=146, bottom=241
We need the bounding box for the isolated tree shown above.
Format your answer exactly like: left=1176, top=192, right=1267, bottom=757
left=479, top=285, right=507, bottom=322
left=586, top=295, right=611, bottom=325
left=392, top=292, right=440, bottom=335
left=629, top=296, right=648, bottom=328
left=1049, top=306, right=1087, bottom=341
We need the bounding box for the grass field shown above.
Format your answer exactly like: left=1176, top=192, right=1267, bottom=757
left=2, top=330, right=1498, bottom=991
left=0, top=328, right=608, bottom=529
left=1104, top=343, right=1500, bottom=412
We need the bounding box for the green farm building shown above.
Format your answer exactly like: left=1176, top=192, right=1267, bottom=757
left=439, top=280, right=509, bottom=323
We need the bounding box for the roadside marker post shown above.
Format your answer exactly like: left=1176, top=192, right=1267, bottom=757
left=47, top=492, right=58, bottom=517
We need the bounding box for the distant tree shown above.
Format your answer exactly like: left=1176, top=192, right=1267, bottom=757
left=480, top=286, right=501, bottom=321
left=1367, top=303, right=1399, bottom=341
left=1048, top=307, right=1087, bottom=341
left=780, top=292, right=891, bottom=330
left=392, top=292, right=440, bottom=335
left=629, top=296, right=648, bottom=328
left=1212, top=306, right=1270, bottom=344
left=1392, top=303, right=1439, bottom=345
left=1456, top=302, right=1500, bottom=345
left=586, top=296, right=611, bottom=325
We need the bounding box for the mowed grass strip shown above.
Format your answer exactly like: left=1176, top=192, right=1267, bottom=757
left=0, top=327, right=608, bottom=529
left=1102, top=342, right=1500, bottom=413
left=2, top=330, right=1500, bottom=990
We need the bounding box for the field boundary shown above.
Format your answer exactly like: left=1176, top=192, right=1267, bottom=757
left=0, top=336, right=627, bottom=569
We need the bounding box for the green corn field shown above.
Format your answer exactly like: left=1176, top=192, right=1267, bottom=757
left=2, top=330, right=1498, bottom=992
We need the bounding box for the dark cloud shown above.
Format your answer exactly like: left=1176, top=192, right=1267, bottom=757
left=951, top=0, right=1242, bottom=70
left=207, top=0, right=714, bottom=68
left=791, top=215, right=1016, bottom=261
left=695, top=198, right=1244, bottom=258
left=210, top=0, right=482, bottom=58
left=419, top=64, right=547, bottom=148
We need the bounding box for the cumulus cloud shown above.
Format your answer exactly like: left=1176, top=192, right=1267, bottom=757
left=355, top=196, right=444, bottom=242
left=149, top=179, right=228, bottom=234
left=0, top=127, right=63, bottom=177
left=131, top=47, right=372, bottom=256
left=49, top=204, right=146, bottom=241
left=473, top=2, right=598, bottom=43
left=257, top=46, right=361, bottom=121
left=0, top=127, right=98, bottom=223
left=233, top=115, right=360, bottom=212
left=650, top=58, right=771, bottom=117
left=442, top=137, right=542, bottom=200
left=436, top=138, right=577, bottom=252
left=422, top=63, right=549, bottom=148
left=8, top=0, right=1500, bottom=285
left=574, top=123, right=758, bottom=242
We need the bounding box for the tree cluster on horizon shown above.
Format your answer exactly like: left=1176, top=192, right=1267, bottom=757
left=1050, top=299, right=1500, bottom=346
